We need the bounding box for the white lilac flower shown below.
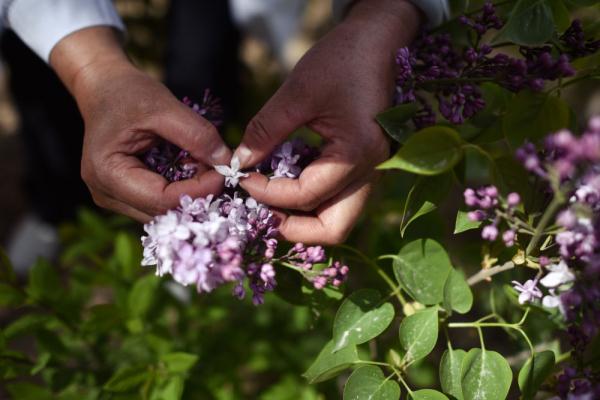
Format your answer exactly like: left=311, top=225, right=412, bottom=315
left=512, top=279, right=543, bottom=304
left=214, top=156, right=249, bottom=188
left=540, top=261, right=576, bottom=288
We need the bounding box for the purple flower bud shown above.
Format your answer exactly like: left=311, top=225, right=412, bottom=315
left=468, top=210, right=486, bottom=222
left=481, top=225, right=498, bottom=241
left=507, top=192, right=521, bottom=207
left=502, top=230, right=516, bottom=247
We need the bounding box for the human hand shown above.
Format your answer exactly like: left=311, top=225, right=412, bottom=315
left=234, top=0, right=421, bottom=244
left=50, top=28, right=231, bottom=221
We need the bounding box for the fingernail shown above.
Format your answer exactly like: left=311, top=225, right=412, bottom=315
left=211, top=145, right=229, bottom=163
left=234, top=145, right=252, bottom=167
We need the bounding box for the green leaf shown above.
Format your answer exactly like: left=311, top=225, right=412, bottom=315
left=128, top=273, right=160, bottom=318
left=503, top=91, right=570, bottom=148
left=332, top=289, right=395, bottom=352
left=31, top=352, right=51, bottom=375
left=549, top=0, right=571, bottom=32
left=443, top=270, right=473, bottom=314
left=161, top=352, right=199, bottom=374
left=82, top=304, right=122, bottom=334
left=518, top=351, right=556, bottom=399
left=6, top=382, right=53, bottom=400
left=401, top=174, right=452, bottom=237
left=103, top=365, right=149, bottom=392
left=343, top=366, right=401, bottom=400
left=27, top=258, right=61, bottom=302
left=393, top=239, right=453, bottom=305
left=454, top=211, right=482, bottom=234
left=114, top=232, right=142, bottom=280
left=398, top=307, right=439, bottom=363
left=440, top=349, right=467, bottom=400
left=303, top=340, right=359, bottom=383
left=461, top=349, right=512, bottom=400
left=376, top=103, right=419, bottom=144
left=4, top=314, right=50, bottom=339
left=495, top=0, right=554, bottom=46
left=0, top=248, right=16, bottom=284
left=0, top=283, right=25, bottom=306
left=150, top=375, right=185, bottom=400
left=411, top=389, right=449, bottom=400
left=378, top=126, right=464, bottom=175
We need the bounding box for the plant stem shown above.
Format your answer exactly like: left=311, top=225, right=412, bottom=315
left=526, top=196, right=565, bottom=256
left=338, top=245, right=407, bottom=306
left=393, top=367, right=413, bottom=395
left=467, top=261, right=515, bottom=286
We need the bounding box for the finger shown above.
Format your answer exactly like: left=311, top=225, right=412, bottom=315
left=91, top=192, right=154, bottom=223
left=234, top=81, right=310, bottom=168
left=274, top=177, right=373, bottom=245
left=240, top=140, right=367, bottom=211
left=101, top=154, right=225, bottom=216
left=144, top=101, right=232, bottom=166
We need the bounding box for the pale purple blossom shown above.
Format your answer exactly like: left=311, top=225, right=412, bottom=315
left=512, top=279, right=543, bottom=304
left=214, top=156, right=249, bottom=188
left=540, top=261, right=576, bottom=288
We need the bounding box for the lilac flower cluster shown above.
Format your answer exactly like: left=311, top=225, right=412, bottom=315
left=256, top=139, right=319, bottom=179
left=141, top=140, right=348, bottom=305
left=142, top=90, right=223, bottom=182
left=394, top=2, right=597, bottom=127
left=463, top=185, right=521, bottom=246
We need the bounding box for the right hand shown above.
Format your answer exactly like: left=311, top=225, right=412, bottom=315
left=50, top=28, right=232, bottom=221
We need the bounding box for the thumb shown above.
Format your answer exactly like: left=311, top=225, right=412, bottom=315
left=148, top=100, right=232, bottom=166
left=234, top=84, right=309, bottom=168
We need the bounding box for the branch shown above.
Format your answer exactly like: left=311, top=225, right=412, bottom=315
left=467, top=261, right=515, bottom=286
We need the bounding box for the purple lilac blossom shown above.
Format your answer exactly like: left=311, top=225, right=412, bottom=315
left=256, top=138, right=320, bottom=179
left=142, top=90, right=223, bottom=182
left=394, top=4, right=596, bottom=127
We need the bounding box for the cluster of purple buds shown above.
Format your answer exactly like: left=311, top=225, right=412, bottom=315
left=394, top=1, right=596, bottom=127
left=516, top=118, right=600, bottom=181
left=142, top=90, right=223, bottom=182
left=256, top=138, right=319, bottom=179
left=464, top=185, right=520, bottom=246
left=555, top=366, right=600, bottom=400
left=285, top=243, right=349, bottom=289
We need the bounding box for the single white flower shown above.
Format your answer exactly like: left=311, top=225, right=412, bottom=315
left=214, top=156, right=249, bottom=188
left=540, top=261, right=575, bottom=288
left=512, top=279, right=542, bottom=304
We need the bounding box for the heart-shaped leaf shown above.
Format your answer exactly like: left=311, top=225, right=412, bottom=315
left=399, top=307, right=439, bottom=363
left=344, top=366, right=401, bottom=400
left=440, top=349, right=467, bottom=400
left=461, top=348, right=512, bottom=400
left=518, top=351, right=555, bottom=399
left=303, top=340, right=359, bottom=383
left=443, top=270, right=473, bottom=314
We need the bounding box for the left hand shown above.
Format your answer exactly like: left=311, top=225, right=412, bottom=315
left=234, top=0, right=422, bottom=244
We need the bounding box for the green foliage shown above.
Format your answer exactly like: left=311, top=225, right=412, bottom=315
left=302, top=340, right=359, bottom=384
left=378, top=126, right=464, bottom=175
left=454, top=211, right=482, bottom=234
left=443, top=270, right=473, bottom=314
left=343, top=366, right=401, bottom=400
left=494, top=0, right=555, bottom=45
left=401, top=174, right=453, bottom=237
left=398, top=307, right=439, bottom=363
left=393, top=239, right=453, bottom=305
left=440, top=349, right=467, bottom=400
left=377, top=103, right=419, bottom=144
left=460, top=349, right=513, bottom=400
left=410, top=389, right=449, bottom=400
left=518, top=351, right=556, bottom=399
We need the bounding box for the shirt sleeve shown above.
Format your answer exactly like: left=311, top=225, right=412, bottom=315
left=2, top=0, right=125, bottom=63
left=332, top=0, right=450, bottom=27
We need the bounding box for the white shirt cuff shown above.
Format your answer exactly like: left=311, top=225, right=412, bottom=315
left=6, top=0, right=125, bottom=63
left=332, top=0, right=449, bottom=27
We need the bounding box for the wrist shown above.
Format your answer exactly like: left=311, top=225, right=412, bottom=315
left=49, top=26, right=133, bottom=103
left=343, top=0, right=422, bottom=49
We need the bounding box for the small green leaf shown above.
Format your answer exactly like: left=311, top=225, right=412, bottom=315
left=150, top=375, right=185, bottom=400
left=401, top=174, right=452, bottom=237
left=6, top=382, right=53, bottom=400
left=503, top=91, right=570, bottom=148
left=27, top=258, right=61, bottom=302
left=161, top=352, right=199, bottom=374
left=30, top=352, right=51, bottom=375
left=518, top=351, right=556, bottom=399
left=548, top=0, right=571, bottom=32
left=332, top=289, right=395, bottom=352
left=399, top=307, right=438, bottom=363
left=103, top=365, right=149, bottom=392
left=494, top=0, right=554, bottom=46
left=440, top=349, right=467, bottom=400
left=411, top=389, right=449, bottom=400
left=393, top=239, right=453, bottom=305
left=82, top=304, right=122, bottom=334
left=454, top=211, right=481, bottom=234
left=128, top=273, right=160, bottom=318
left=4, top=314, right=50, bottom=339
left=114, top=232, right=142, bottom=280
left=303, top=340, right=359, bottom=383
left=343, top=366, right=401, bottom=400
left=443, top=270, right=473, bottom=314
left=0, top=248, right=16, bottom=284
left=0, top=283, right=25, bottom=306
left=376, top=103, right=419, bottom=144
left=378, top=126, right=464, bottom=175
left=461, top=349, right=512, bottom=400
